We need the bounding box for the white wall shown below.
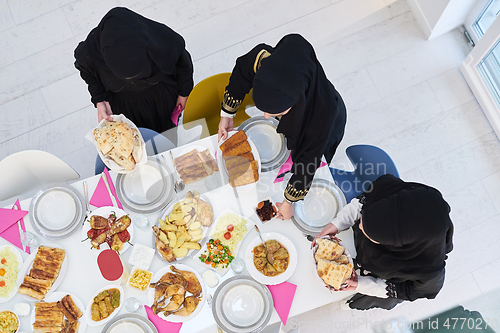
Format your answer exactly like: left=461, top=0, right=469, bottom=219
left=408, top=0, right=477, bottom=39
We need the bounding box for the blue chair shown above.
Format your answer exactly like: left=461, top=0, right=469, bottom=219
left=95, top=127, right=175, bottom=174
left=329, top=145, right=399, bottom=203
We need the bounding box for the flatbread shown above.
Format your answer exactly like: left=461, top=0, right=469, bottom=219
left=315, top=238, right=344, bottom=261
left=317, top=259, right=353, bottom=290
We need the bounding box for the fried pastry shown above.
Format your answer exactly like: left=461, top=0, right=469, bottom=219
left=229, top=160, right=259, bottom=187
left=316, top=259, right=353, bottom=290
left=315, top=238, right=344, bottom=262
left=222, top=141, right=252, bottom=157
left=220, top=130, right=247, bottom=152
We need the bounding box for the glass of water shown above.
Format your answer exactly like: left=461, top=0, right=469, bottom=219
left=231, top=257, right=245, bottom=274
left=20, top=231, right=40, bottom=249
left=124, top=297, right=142, bottom=312
left=133, top=214, right=149, bottom=229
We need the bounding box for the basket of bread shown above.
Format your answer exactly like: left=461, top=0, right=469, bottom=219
left=312, top=236, right=355, bottom=291
left=86, top=114, right=147, bottom=173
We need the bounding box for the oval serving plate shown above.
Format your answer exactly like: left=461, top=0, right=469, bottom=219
left=153, top=192, right=214, bottom=264
left=238, top=116, right=290, bottom=172
left=217, top=131, right=261, bottom=192
left=81, top=207, right=134, bottom=255
left=244, top=232, right=298, bottom=285
left=147, top=264, right=206, bottom=323
left=31, top=291, right=87, bottom=332
left=0, top=245, right=24, bottom=303
left=86, top=284, right=124, bottom=327
left=212, top=275, right=273, bottom=333
left=116, top=157, right=175, bottom=214
left=291, top=178, right=346, bottom=236
left=19, top=243, right=68, bottom=302
left=29, top=184, right=85, bottom=240
left=102, top=313, right=158, bottom=333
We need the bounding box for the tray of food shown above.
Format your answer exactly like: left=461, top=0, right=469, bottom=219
left=171, top=144, right=220, bottom=190
left=311, top=236, right=354, bottom=290
left=31, top=292, right=86, bottom=333
left=0, top=245, right=24, bottom=303
left=148, top=264, right=206, bottom=322
left=218, top=130, right=260, bottom=190
left=85, top=114, right=147, bottom=173
left=17, top=245, right=67, bottom=302
left=254, top=197, right=278, bottom=223
left=196, top=208, right=252, bottom=276
left=81, top=207, right=134, bottom=255
left=153, top=190, right=214, bottom=263
left=244, top=232, right=298, bottom=285
left=86, top=285, right=123, bottom=327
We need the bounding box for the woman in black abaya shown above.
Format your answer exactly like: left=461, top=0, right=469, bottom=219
left=218, top=34, right=347, bottom=219
left=312, top=174, right=454, bottom=310
left=74, top=7, right=194, bottom=133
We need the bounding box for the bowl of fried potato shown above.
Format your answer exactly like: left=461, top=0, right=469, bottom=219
left=153, top=191, right=214, bottom=263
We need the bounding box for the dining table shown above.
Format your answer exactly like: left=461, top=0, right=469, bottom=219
left=0, top=133, right=356, bottom=333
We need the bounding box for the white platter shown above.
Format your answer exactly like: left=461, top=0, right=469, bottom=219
left=0, top=245, right=24, bottom=303
left=244, top=232, right=298, bottom=285
left=217, top=130, right=261, bottom=192
left=102, top=313, right=158, bottom=333
left=147, top=264, right=206, bottom=323
left=30, top=291, right=87, bottom=332
left=18, top=243, right=68, bottom=302
left=153, top=193, right=214, bottom=264
left=81, top=207, right=134, bottom=255
left=85, top=284, right=124, bottom=327
left=194, top=207, right=253, bottom=277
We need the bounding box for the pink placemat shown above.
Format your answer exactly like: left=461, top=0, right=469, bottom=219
left=274, top=154, right=328, bottom=184
left=267, top=282, right=297, bottom=325
left=145, top=305, right=183, bottom=333
left=89, top=168, right=123, bottom=209
left=0, top=200, right=30, bottom=253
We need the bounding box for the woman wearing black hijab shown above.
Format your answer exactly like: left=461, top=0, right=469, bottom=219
left=312, top=174, right=454, bottom=310
left=218, top=34, right=347, bottom=219
left=74, top=7, right=194, bottom=133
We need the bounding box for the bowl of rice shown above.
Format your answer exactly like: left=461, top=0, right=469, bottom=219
left=0, top=310, right=19, bottom=333
left=0, top=245, right=23, bottom=303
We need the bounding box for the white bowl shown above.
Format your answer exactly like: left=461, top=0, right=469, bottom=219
left=86, top=284, right=124, bottom=327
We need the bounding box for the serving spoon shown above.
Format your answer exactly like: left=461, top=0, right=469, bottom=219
left=254, top=225, right=274, bottom=264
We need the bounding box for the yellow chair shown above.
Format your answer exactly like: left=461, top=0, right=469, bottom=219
left=183, top=72, right=254, bottom=137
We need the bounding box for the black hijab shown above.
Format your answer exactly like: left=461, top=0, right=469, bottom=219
left=355, top=175, right=454, bottom=281
left=252, top=34, right=340, bottom=163
left=76, top=7, right=186, bottom=80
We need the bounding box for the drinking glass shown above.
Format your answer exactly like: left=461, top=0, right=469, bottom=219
left=124, top=297, right=142, bottom=312
left=20, top=231, right=40, bottom=248
left=231, top=257, right=245, bottom=274
left=133, top=214, right=149, bottom=229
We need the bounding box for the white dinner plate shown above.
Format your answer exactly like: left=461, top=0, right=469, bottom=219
left=212, top=275, right=273, bottom=333
left=19, top=243, right=68, bottom=302
left=86, top=284, right=124, bottom=327
left=116, top=157, right=175, bottom=214
left=102, top=314, right=158, bottom=333
left=29, top=184, right=85, bottom=239
left=153, top=193, right=214, bottom=264
left=244, top=232, right=298, bottom=286
left=292, top=179, right=346, bottom=236
left=217, top=131, right=261, bottom=192
left=31, top=291, right=87, bottom=332
left=81, top=207, right=134, bottom=255
left=0, top=245, right=24, bottom=303
left=147, top=264, right=206, bottom=323
left=238, top=116, right=290, bottom=172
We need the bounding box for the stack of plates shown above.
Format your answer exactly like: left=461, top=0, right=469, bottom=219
left=212, top=276, right=273, bottom=333
left=116, top=157, right=174, bottom=214
left=29, top=185, right=85, bottom=239
left=238, top=116, right=290, bottom=172
left=292, top=179, right=346, bottom=236
left=102, top=314, right=158, bottom=333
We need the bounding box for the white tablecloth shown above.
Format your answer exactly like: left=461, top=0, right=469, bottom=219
left=1, top=135, right=356, bottom=333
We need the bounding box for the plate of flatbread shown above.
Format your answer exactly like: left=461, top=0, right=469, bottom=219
left=311, top=236, right=354, bottom=291
left=86, top=114, right=147, bottom=173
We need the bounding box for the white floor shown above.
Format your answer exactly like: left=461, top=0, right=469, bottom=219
left=2, top=0, right=500, bottom=331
